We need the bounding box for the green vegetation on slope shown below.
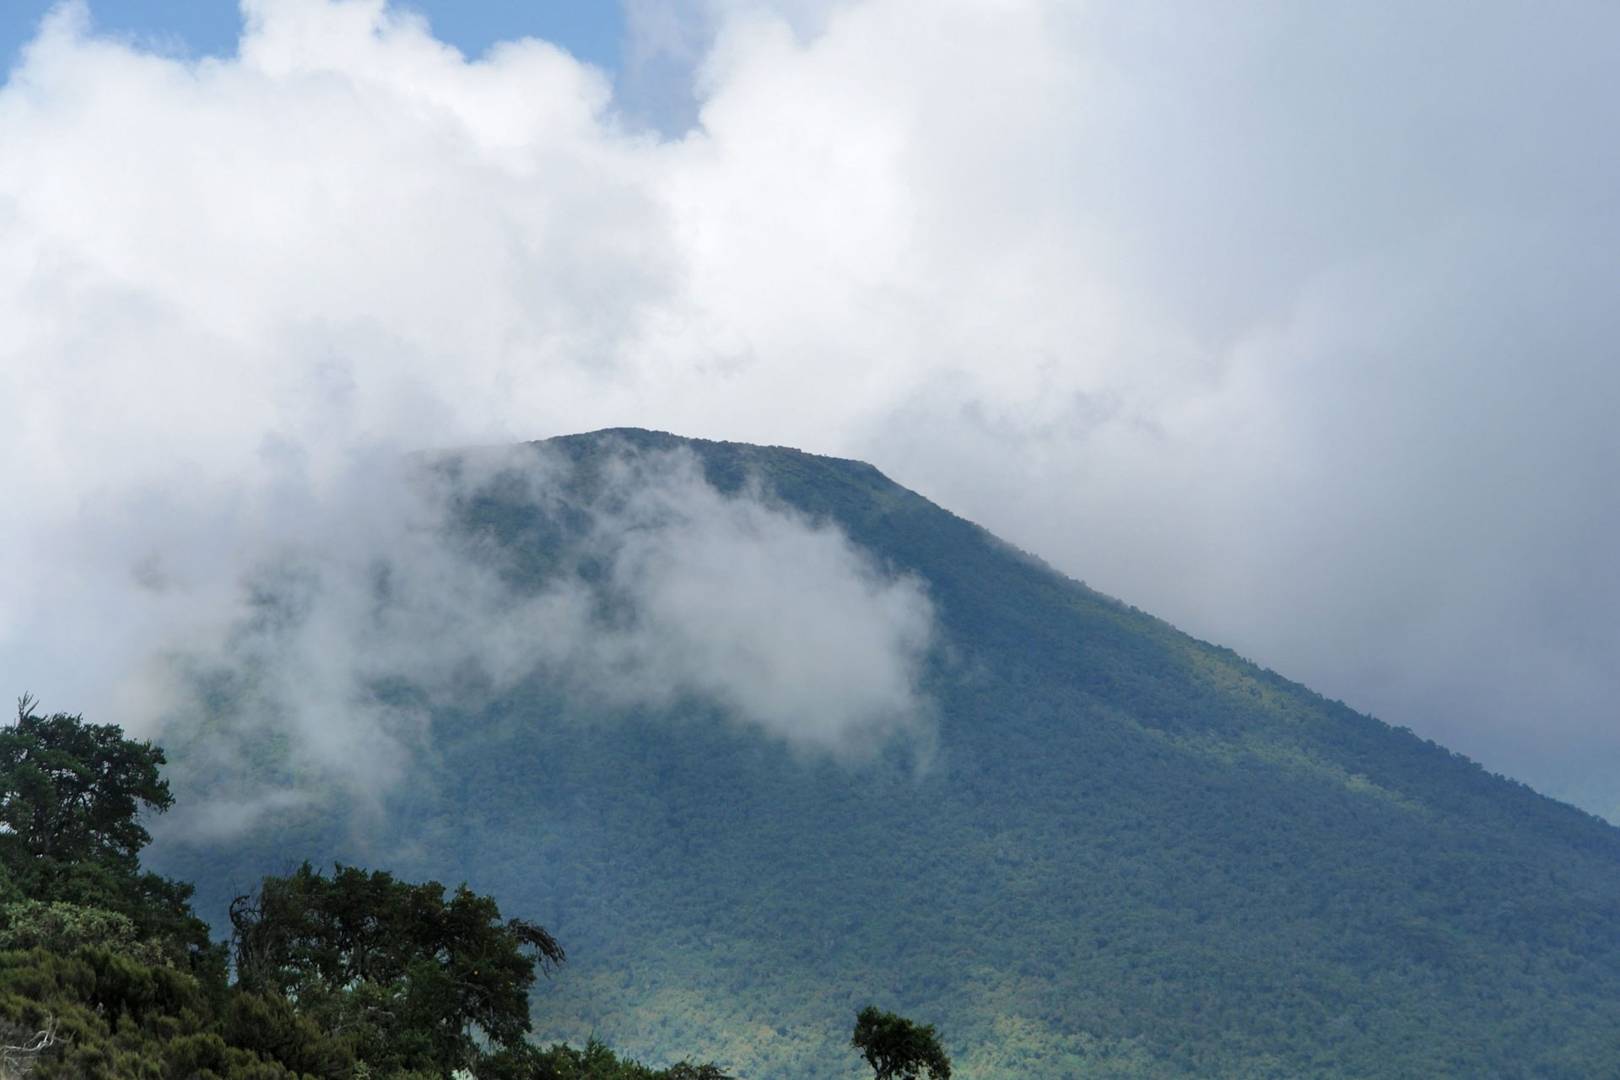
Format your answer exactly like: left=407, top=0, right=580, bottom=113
left=152, top=429, right=1620, bottom=1078
left=0, top=699, right=730, bottom=1079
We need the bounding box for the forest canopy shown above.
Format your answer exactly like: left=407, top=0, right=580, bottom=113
left=0, top=699, right=734, bottom=1079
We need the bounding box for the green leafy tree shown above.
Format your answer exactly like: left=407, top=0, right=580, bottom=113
left=0, top=694, right=171, bottom=869
left=0, top=899, right=168, bottom=965
left=851, top=1006, right=951, bottom=1080
left=230, top=862, right=566, bottom=1075
left=0, top=696, right=211, bottom=964
left=0, top=945, right=351, bottom=1080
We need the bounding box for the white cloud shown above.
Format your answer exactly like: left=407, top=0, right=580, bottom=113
left=571, top=448, right=934, bottom=755
left=122, top=442, right=934, bottom=821
left=2, top=0, right=1618, bottom=808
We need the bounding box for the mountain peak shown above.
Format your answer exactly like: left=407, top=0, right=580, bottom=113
left=158, top=431, right=1620, bottom=1078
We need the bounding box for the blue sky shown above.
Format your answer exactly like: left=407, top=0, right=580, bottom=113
left=0, top=1, right=625, bottom=72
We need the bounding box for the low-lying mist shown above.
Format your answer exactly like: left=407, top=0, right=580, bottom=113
left=125, top=440, right=934, bottom=839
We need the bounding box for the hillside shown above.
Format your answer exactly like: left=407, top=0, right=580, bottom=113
left=152, top=429, right=1620, bottom=1078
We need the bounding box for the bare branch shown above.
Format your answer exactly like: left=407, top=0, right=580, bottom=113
left=0, top=1016, right=62, bottom=1079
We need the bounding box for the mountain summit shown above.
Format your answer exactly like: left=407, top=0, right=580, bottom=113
left=156, top=429, right=1620, bottom=1078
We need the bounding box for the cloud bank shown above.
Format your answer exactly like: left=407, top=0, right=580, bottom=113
left=2, top=0, right=1617, bottom=811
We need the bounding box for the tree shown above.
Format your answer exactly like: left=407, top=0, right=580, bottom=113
left=851, top=1006, right=951, bottom=1080
left=230, top=862, right=566, bottom=1075
left=0, top=695, right=211, bottom=964
left=0, top=695, right=172, bottom=869
left=0, top=944, right=350, bottom=1080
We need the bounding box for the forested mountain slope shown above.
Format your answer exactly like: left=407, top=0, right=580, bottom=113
left=154, top=429, right=1620, bottom=1078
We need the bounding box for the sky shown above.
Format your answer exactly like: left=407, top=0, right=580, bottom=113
left=0, top=1, right=624, bottom=69
left=1, top=0, right=1617, bottom=818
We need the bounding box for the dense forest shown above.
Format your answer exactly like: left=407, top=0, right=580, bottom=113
left=16, top=429, right=1620, bottom=1078
left=0, top=696, right=767, bottom=1078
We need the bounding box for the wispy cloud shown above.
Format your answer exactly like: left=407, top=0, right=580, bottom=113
left=135, top=442, right=934, bottom=828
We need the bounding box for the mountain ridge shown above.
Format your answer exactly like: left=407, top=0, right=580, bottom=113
left=154, top=428, right=1620, bottom=1078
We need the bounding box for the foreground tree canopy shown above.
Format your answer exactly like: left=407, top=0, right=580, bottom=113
left=0, top=696, right=211, bottom=968
left=851, top=1006, right=952, bottom=1080
left=0, top=700, right=731, bottom=1079
left=231, top=863, right=565, bottom=1075
left=0, top=694, right=171, bottom=867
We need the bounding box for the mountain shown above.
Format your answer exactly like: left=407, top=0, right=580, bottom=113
left=152, top=429, right=1620, bottom=1079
